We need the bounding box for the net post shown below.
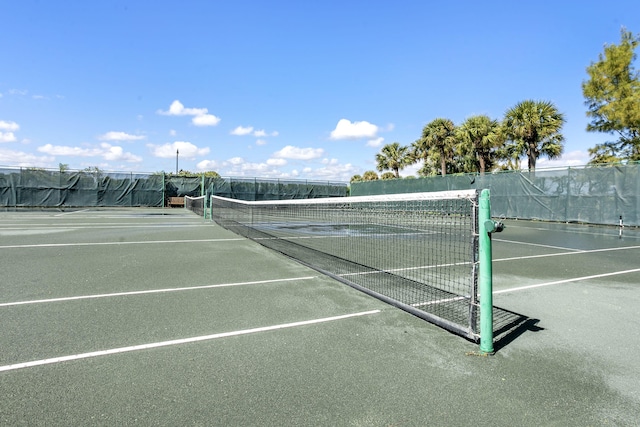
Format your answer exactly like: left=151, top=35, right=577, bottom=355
left=478, top=189, right=494, bottom=354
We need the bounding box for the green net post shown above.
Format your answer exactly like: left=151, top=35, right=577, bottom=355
left=479, top=189, right=494, bottom=354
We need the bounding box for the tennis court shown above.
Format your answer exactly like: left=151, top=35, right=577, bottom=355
left=1, top=207, right=639, bottom=425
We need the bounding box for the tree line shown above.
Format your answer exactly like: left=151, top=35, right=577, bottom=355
left=353, top=28, right=640, bottom=183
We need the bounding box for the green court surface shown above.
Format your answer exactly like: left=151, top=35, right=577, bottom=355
left=1, top=208, right=639, bottom=426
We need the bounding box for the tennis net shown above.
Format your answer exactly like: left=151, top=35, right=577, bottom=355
left=211, top=190, right=484, bottom=341
left=185, top=195, right=206, bottom=217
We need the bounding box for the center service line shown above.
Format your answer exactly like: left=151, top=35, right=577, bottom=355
left=0, top=310, right=381, bottom=373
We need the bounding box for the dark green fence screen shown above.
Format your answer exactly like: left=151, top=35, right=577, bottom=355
left=351, top=164, right=640, bottom=227
left=0, top=167, right=348, bottom=208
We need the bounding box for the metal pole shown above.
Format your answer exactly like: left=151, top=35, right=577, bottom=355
left=479, top=189, right=494, bottom=354
left=176, top=149, right=179, bottom=174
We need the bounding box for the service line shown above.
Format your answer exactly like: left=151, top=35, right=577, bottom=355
left=494, top=268, right=640, bottom=294
left=0, top=276, right=317, bottom=307
left=0, top=310, right=381, bottom=373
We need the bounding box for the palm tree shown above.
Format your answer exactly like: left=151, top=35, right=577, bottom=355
left=380, top=172, right=396, bottom=180
left=457, top=115, right=504, bottom=174
left=412, top=118, right=457, bottom=176
left=362, top=170, right=379, bottom=181
left=503, top=100, right=565, bottom=171
left=375, top=142, right=412, bottom=178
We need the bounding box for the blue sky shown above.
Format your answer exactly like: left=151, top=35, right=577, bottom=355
left=1, top=0, right=639, bottom=181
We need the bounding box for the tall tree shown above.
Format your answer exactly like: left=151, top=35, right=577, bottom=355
left=412, top=118, right=457, bottom=176
left=503, top=100, right=565, bottom=171
left=582, top=28, right=640, bottom=163
left=375, top=142, right=412, bottom=178
left=457, top=115, right=504, bottom=173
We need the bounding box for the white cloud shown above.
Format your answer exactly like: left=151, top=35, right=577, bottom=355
left=238, top=162, right=274, bottom=175
left=330, top=119, right=379, bottom=140
left=0, top=121, right=19, bottom=131
left=157, top=100, right=220, bottom=127
left=253, top=129, right=279, bottom=137
left=100, top=143, right=143, bottom=162
left=400, top=163, right=421, bottom=178
left=307, top=162, right=357, bottom=181
left=9, top=89, right=28, bottom=96
left=169, top=129, right=177, bottom=136
left=231, top=126, right=254, bottom=136
left=256, top=139, right=267, bottom=146
left=231, top=127, right=278, bottom=138
left=38, top=144, right=102, bottom=157
left=158, top=100, right=207, bottom=116
left=192, top=113, right=221, bottom=127
left=147, top=141, right=210, bottom=159
left=37, top=143, right=142, bottom=163
left=267, top=158, right=287, bottom=166
left=206, top=156, right=294, bottom=178
left=196, top=159, right=219, bottom=170
left=536, top=150, right=590, bottom=169
left=0, top=148, right=54, bottom=166
left=99, top=131, right=145, bottom=141
left=273, top=145, right=324, bottom=160
left=0, top=121, right=20, bottom=143
left=366, top=137, right=384, bottom=148
left=0, top=132, right=17, bottom=143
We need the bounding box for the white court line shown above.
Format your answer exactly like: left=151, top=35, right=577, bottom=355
left=411, top=296, right=466, bottom=307
left=505, top=223, right=639, bottom=239
left=0, top=276, right=317, bottom=307
left=0, top=238, right=245, bottom=249
left=494, top=244, right=640, bottom=262
left=54, top=209, right=91, bottom=217
left=494, top=268, right=640, bottom=294
left=493, top=238, right=585, bottom=252
left=0, top=223, right=206, bottom=228
left=0, top=310, right=381, bottom=373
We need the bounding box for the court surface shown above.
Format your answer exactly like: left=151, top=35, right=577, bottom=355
left=0, top=208, right=639, bottom=426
